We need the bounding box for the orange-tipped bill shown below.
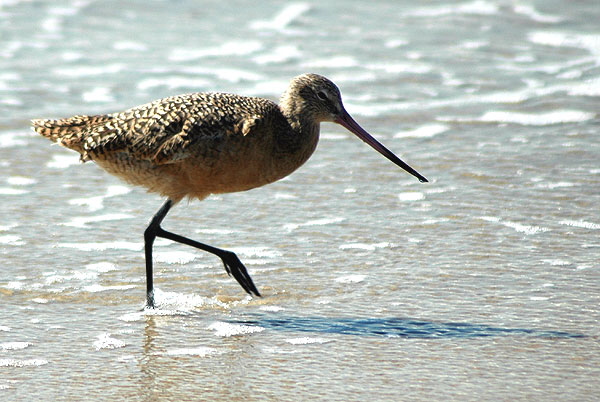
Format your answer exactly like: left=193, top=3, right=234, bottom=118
left=335, top=111, right=428, bottom=183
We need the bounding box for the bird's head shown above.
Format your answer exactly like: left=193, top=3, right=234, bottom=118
left=285, top=73, right=345, bottom=123
left=282, top=73, right=428, bottom=183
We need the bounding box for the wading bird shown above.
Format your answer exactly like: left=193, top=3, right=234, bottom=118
left=32, top=73, right=427, bottom=308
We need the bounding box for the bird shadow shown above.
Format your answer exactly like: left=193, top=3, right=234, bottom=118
left=231, top=315, right=585, bottom=339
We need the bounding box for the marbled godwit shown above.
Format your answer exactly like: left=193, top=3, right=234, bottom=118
left=32, top=73, right=428, bottom=308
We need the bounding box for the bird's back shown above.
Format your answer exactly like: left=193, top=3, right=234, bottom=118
left=33, top=93, right=277, bottom=160
left=32, top=92, right=294, bottom=201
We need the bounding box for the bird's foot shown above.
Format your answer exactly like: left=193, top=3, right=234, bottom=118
left=220, top=251, right=261, bottom=297
left=145, top=291, right=156, bottom=309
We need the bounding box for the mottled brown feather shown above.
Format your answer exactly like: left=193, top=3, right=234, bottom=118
left=32, top=74, right=345, bottom=202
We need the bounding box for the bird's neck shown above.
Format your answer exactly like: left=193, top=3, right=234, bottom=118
left=280, top=112, right=320, bottom=161
left=272, top=98, right=321, bottom=177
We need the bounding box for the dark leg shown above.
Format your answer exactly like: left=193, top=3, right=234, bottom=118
left=144, top=199, right=173, bottom=308
left=143, top=199, right=261, bottom=308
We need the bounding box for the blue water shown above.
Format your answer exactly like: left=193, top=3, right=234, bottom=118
left=1, top=0, right=599, bottom=401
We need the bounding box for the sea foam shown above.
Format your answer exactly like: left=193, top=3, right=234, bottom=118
left=208, top=322, right=265, bottom=337
left=249, top=3, right=310, bottom=31
left=395, top=124, right=449, bottom=138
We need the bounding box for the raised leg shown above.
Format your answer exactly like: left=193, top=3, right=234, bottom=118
left=143, top=199, right=261, bottom=308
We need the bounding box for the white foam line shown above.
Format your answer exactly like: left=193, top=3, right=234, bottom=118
left=284, top=217, right=345, bottom=231
left=405, top=1, right=499, bottom=17
left=177, top=66, right=264, bottom=83
left=339, top=242, right=391, bottom=251
left=253, top=45, right=301, bottom=65
left=366, top=62, right=433, bottom=74
left=335, top=274, right=367, bottom=284
left=567, top=76, right=600, bottom=97
left=229, top=246, right=282, bottom=258
left=286, top=337, right=333, bottom=345
left=0, top=132, right=28, bottom=148
left=137, top=77, right=211, bottom=91
left=250, top=3, right=311, bottom=31
left=93, top=333, right=126, bottom=350
left=259, top=305, right=285, bottom=312
left=119, top=289, right=247, bottom=319
left=86, top=262, right=118, bottom=273
left=169, top=41, right=263, bottom=62
left=68, top=195, right=103, bottom=212
left=0, top=235, right=24, bottom=245
left=302, top=55, right=359, bottom=69
left=385, top=39, right=409, bottom=48
left=166, top=347, right=220, bottom=357
left=536, top=181, right=578, bottom=189
left=195, top=228, right=239, bottom=235
left=208, top=322, right=265, bottom=337
left=0, top=223, right=19, bottom=232
left=0, top=359, right=48, bottom=367
left=513, top=5, right=562, bottom=23
left=542, top=259, right=571, bottom=266
left=395, top=124, right=449, bottom=138
left=348, top=78, right=600, bottom=117
left=479, top=216, right=549, bottom=235
left=528, top=31, right=600, bottom=56
left=113, top=41, right=148, bottom=52
left=62, top=213, right=133, bottom=228
left=82, top=87, right=114, bottom=103
left=6, top=176, right=36, bottom=186
left=47, top=154, right=79, bottom=169
left=58, top=241, right=143, bottom=251
left=398, top=191, right=425, bottom=202
left=53, top=63, right=124, bottom=78
left=83, top=284, right=137, bottom=293
left=6, top=281, right=24, bottom=290
left=154, top=250, right=197, bottom=264
left=69, top=185, right=131, bottom=212
left=477, top=110, right=594, bottom=125
left=503, top=222, right=548, bottom=235
left=559, top=220, right=600, bottom=230
left=0, top=342, right=32, bottom=351
left=0, top=187, right=28, bottom=195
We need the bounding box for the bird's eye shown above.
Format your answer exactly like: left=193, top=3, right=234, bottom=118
left=317, top=91, right=328, bottom=101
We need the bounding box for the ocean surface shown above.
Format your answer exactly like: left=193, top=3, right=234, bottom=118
left=0, top=0, right=598, bottom=401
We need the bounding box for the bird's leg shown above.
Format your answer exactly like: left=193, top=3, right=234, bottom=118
left=143, top=199, right=261, bottom=309
left=144, top=199, right=174, bottom=308
left=155, top=228, right=261, bottom=298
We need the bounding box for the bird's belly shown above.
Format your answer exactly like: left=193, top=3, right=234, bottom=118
left=184, top=154, right=280, bottom=197
left=93, top=142, right=294, bottom=202
left=94, top=156, right=190, bottom=200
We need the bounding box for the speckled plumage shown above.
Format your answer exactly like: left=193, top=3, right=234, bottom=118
left=32, top=78, right=329, bottom=203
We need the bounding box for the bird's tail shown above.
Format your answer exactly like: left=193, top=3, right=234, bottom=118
left=31, top=114, right=111, bottom=154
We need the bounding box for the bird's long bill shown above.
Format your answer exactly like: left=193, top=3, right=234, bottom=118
left=335, top=112, right=428, bottom=183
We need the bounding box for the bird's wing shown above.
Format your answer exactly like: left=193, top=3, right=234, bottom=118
left=136, top=93, right=277, bottom=165
left=83, top=93, right=276, bottom=164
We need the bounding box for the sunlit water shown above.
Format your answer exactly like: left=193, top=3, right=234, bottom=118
left=1, top=1, right=599, bottom=401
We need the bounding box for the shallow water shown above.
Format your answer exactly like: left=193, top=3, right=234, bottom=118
left=1, top=0, right=599, bottom=401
